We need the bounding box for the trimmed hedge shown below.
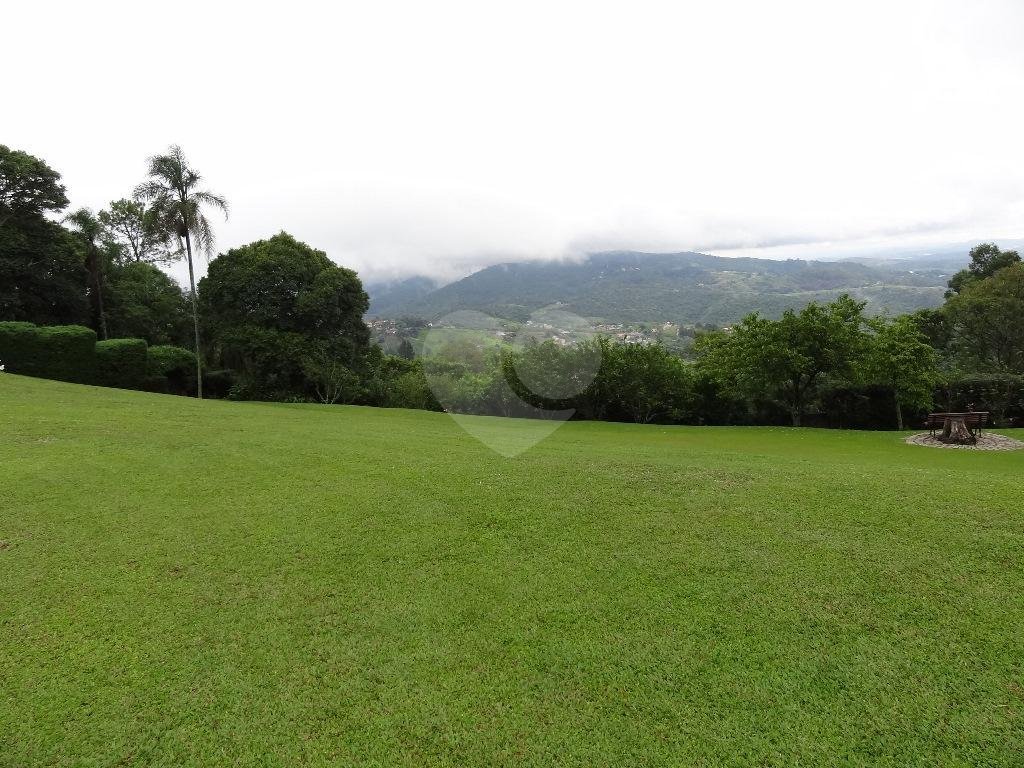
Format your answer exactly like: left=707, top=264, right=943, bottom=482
left=146, top=345, right=197, bottom=395
left=0, top=322, right=41, bottom=376
left=0, top=322, right=97, bottom=383
left=96, top=338, right=148, bottom=390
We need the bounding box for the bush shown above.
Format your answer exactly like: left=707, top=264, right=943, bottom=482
left=0, top=322, right=96, bottom=383
left=202, top=369, right=235, bottom=399
left=817, top=384, right=911, bottom=430
left=140, top=375, right=170, bottom=394
left=0, top=322, right=42, bottom=376
left=96, top=338, right=148, bottom=389
left=147, top=345, right=197, bottom=395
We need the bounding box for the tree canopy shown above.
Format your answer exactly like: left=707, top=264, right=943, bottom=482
left=697, top=295, right=868, bottom=426
left=864, top=315, right=938, bottom=429
left=0, top=145, right=69, bottom=225
left=945, top=242, right=1021, bottom=296
left=199, top=232, right=370, bottom=399
left=945, top=262, right=1024, bottom=374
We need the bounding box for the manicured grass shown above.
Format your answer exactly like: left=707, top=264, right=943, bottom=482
left=2, top=373, right=1022, bottom=767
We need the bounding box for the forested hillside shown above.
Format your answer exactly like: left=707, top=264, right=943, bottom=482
left=370, top=251, right=954, bottom=324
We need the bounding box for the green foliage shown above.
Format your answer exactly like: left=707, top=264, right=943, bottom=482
left=30, top=324, right=96, bottom=383
left=945, top=262, right=1024, bottom=374
left=0, top=146, right=87, bottom=326
left=697, top=295, right=868, bottom=426
left=96, top=338, right=148, bottom=389
left=0, top=322, right=41, bottom=375
left=863, top=315, right=938, bottom=429
left=135, top=145, right=228, bottom=260
left=105, top=262, right=190, bottom=345
left=200, top=232, right=370, bottom=400
left=380, top=252, right=949, bottom=326
left=908, top=307, right=951, bottom=351
left=302, top=342, right=364, bottom=404
left=598, top=341, right=693, bottom=423
left=147, top=344, right=197, bottom=378
left=202, top=369, right=236, bottom=399
left=136, top=145, right=228, bottom=398
left=65, top=208, right=109, bottom=339
left=99, top=198, right=178, bottom=265
left=144, top=343, right=196, bottom=396
left=0, top=144, right=69, bottom=223
left=945, top=242, right=1021, bottom=296
left=0, top=322, right=97, bottom=383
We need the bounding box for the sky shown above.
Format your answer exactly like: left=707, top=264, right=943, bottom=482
left=7, top=0, right=1024, bottom=286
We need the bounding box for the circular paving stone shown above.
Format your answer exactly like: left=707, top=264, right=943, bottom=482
left=905, top=432, right=1024, bottom=451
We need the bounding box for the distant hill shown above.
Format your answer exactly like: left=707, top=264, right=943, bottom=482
left=366, top=275, right=440, bottom=317
left=367, top=251, right=957, bottom=325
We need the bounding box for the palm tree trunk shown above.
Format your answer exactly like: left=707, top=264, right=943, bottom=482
left=183, top=232, right=203, bottom=399
left=88, top=247, right=108, bottom=340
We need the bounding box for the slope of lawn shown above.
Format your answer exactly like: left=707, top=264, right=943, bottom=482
left=1, top=373, right=1022, bottom=767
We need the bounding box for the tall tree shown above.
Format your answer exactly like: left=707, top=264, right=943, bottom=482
left=199, top=232, right=370, bottom=400
left=864, top=315, right=938, bottom=430
left=65, top=208, right=109, bottom=340
left=135, top=146, right=227, bottom=398
left=0, top=146, right=87, bottom=324
left=0, top=145, right=69, bottom=226
left=98, top=198, right=178, bottom=265
left=946, top=242, right=1021, bottom=296
left=697, top=295, right=868, bottom=426
left=105, top=261, right=191, bottom=345
left=945, top=262, right=1024, bottom=374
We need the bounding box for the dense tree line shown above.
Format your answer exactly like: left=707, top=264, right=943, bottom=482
left=2, top=143, right=1022, bottom=429
left=0, top=145, right=193, bottom=346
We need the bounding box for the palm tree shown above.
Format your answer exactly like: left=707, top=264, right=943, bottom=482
left=135, top=146, right=227, bottom=398
left=66, top=208, right=108, bottom=340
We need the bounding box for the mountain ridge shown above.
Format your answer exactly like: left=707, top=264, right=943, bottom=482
left=367, top=250, right=958, bottom=326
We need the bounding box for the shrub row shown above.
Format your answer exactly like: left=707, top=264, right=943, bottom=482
left=0, top=321, right=97, bottom=383
left=0, top=321, right=202, bottom=395
left=96, top=338, right=148, bottom=389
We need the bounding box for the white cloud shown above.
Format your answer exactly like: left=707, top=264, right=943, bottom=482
left=6, top=0, right=1024, bottom=284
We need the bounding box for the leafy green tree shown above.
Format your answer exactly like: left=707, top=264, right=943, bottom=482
left=909, top=307, right=952, bottom=352
left=136, top=145, right=228, bottom=397
left=375, top=357, right=440, bottom=411
left=396, top=338, right=416, bottom=360
left=945, top=262, right=1024, bottom=373
left=105, top=262, right=190, bottom=345
left=697, top=295, right=868, bottom=426
left=302, top=341, right=364, bottom=404
left=65, top=208, right=109, bottom=340
left=0, top=146, right=88, bottom=325
left=945, top=242, right=1021, bottom=296
left=199, top=232, right=370, bottom=400
left=99, top=198, right=178, bottom=265
left=863, top=315, right=938, bottom=429
left=591, top=341, right=693, bottom=423
left=0, top=217, right=88, bottom=325
left=0, top=145, right=69, bottom=225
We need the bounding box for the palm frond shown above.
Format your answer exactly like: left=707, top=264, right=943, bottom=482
left=192, top=190, right=229, bottom=219
left=139, top=144, right=227, bottom=261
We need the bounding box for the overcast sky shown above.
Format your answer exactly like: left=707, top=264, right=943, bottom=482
left=7, top=0, right=1024, bottom=285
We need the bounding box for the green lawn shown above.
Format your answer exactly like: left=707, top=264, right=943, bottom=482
left=2, top=374, right=1022, bottom=767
